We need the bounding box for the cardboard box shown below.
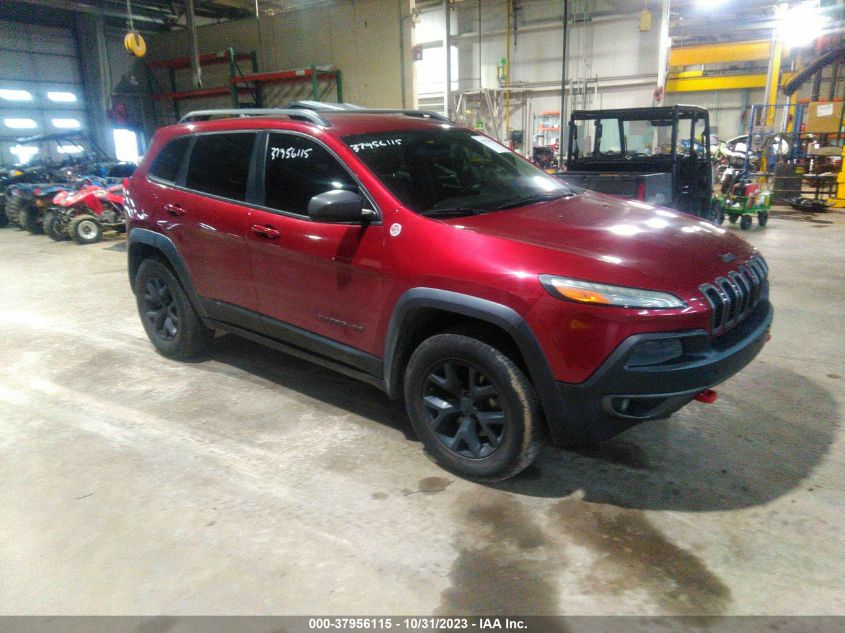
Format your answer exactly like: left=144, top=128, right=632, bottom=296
left=806, top=101, right=844, bottom=134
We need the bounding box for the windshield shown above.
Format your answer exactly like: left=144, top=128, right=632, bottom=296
left=343, top=129, right=571, bottom=215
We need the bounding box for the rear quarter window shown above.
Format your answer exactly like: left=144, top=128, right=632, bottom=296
left=148, top=136, right=190, bottom=183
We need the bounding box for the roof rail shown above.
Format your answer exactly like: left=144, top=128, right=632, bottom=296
left=178, top=107, right=452, bottom=126
left=178, top=108, right=330, bottom=126
left=282, top=102, right=450, bottom=122
left=338, top=109, right=451, bottom=123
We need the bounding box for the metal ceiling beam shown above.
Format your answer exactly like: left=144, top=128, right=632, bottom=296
left=11, top=0, right=171, bottom=23
left=210, top=0, right=255, bottom=9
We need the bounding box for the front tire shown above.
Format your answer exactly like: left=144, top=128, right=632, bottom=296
left=757, top=210, right=768, bottom=227
left=404, top=333, right=542, bottom=481
left=740, top=214, right=752, bottom=230
left=68, top=214, right=102, bottom=244
left=708, top=199, right=725, bottom=225
left=134, top=258, right=213, bottom=360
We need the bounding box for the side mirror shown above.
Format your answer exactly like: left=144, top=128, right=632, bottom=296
left=307, top=189, right=364, bottom=222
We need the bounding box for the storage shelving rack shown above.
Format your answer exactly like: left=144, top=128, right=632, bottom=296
left=233, top=66, right=343, bottom=108
left=533, top=111, right=561, bottom=147
left=146, top=48, right=258, bottom=125
left=147, top=50, right=343, bottom=126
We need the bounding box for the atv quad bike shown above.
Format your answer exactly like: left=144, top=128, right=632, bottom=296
left=14, top=183, right=75, bottom=234
left=48, top=179, right=127, bottom=244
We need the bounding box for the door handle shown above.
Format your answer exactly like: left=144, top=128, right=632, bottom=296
left=163, top=203, right=185, bottom=217
left=251, top=224, right=280, bottom=239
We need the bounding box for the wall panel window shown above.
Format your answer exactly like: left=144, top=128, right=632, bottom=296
left=0, top=20, right=88, bottom=165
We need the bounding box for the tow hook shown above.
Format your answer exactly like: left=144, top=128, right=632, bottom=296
left=694, top=389, right=718, bottom=404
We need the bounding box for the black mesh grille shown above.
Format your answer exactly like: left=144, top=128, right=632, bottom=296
left=700, top=255, right=768, bottom=332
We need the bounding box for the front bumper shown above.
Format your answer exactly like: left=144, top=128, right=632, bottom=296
left=551, top=298, right=773, bottom=445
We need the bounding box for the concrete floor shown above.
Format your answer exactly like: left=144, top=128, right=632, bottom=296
left=0, top=208, right=843, bottom=616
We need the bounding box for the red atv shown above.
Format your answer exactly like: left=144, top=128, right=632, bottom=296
left=46, top=180, right=127, bottom=244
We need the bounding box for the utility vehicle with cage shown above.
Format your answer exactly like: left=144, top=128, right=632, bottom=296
left=562, top=105, right=714, bottom=219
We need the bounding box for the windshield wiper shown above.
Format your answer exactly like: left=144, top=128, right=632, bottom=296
left=493, top=191, right=570, bottom=210
left=420, top=207, right=486, bottom=218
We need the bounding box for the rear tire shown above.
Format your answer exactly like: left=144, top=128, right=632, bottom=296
left=757, top=210, right=768, bottom=227
left=0, top=211, right=8, bottom=228
left=68, top=214, right=102, bottom=245
left=5, top=198, right=20, bottom=226
left=135, top=258, right=213, bottom=360
left=403, top=333, right=542, bottom=482
left=19, top=206, right=43, bottom=234
left=42, top=210, right=68, bottom=241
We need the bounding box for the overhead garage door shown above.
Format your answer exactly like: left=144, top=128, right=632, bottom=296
left=0, top=19, right=89, bottom=166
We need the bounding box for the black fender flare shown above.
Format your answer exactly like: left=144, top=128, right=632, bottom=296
left=382, top=288, right=566, bottom=439
left=127, top=227, right=209, bottom=319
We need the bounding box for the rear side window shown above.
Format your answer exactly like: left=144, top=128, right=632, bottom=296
left=264, top=132, right=359, bottom=216
left=185, top=133, right=257, bottom=201
left=148, top=137, right=190, bottom=183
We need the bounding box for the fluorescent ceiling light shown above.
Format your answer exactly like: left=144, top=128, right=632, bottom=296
left=47, top=91, right=77, bottom=103
left=0, top=89, right=33, bottom=101
left=4, top=118, right=37, bottom=129
left=52, top=118, right=81, bottom=129
left=697, top=0, right=729, bottom=8
left=779, top=2, right=826, bottom=47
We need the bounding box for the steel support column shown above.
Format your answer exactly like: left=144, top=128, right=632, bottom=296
left=655, top=0, right=670, bottom=105
left=185, top=0, right=203, bottom=89
left=559, top=0, right=568, bottom=166
left=444, top=0, right=451, bottom=118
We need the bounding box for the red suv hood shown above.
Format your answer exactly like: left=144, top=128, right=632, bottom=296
left=443, top=190, right=757, bottom=294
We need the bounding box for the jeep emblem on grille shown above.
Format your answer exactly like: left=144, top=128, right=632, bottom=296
left=721, top=253, right=737, bottom=263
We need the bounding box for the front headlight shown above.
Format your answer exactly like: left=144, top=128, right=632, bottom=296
left=539, top=275, right=686, bottom=309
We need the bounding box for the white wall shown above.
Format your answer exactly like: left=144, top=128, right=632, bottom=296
left=413, top=0, right=662, bottom=145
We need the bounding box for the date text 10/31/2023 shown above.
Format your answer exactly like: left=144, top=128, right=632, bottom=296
left=307, top=618, right=528, bottom=631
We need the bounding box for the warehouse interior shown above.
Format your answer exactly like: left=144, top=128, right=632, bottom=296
left=1, top=0, right=844, bottom=625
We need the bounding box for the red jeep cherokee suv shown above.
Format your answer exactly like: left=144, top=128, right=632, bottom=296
left=125, top=107, right=772, bottom=481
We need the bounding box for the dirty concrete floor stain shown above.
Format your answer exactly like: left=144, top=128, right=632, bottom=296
left=439, top=490, right=730, bottom=616
left=402, top=476, right=454, bottom=495
left=551, top=499, right=731, bottom=615
left=437, top=492, right=561, bottom=615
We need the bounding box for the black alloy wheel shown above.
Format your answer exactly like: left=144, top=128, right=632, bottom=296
left=134, top=258, right=213, bottom=360
left=404, top=332, right=542, bottom=481
left=142, top=276, right=180, bottom=342
left=422, top=359, right=505, bottom=459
